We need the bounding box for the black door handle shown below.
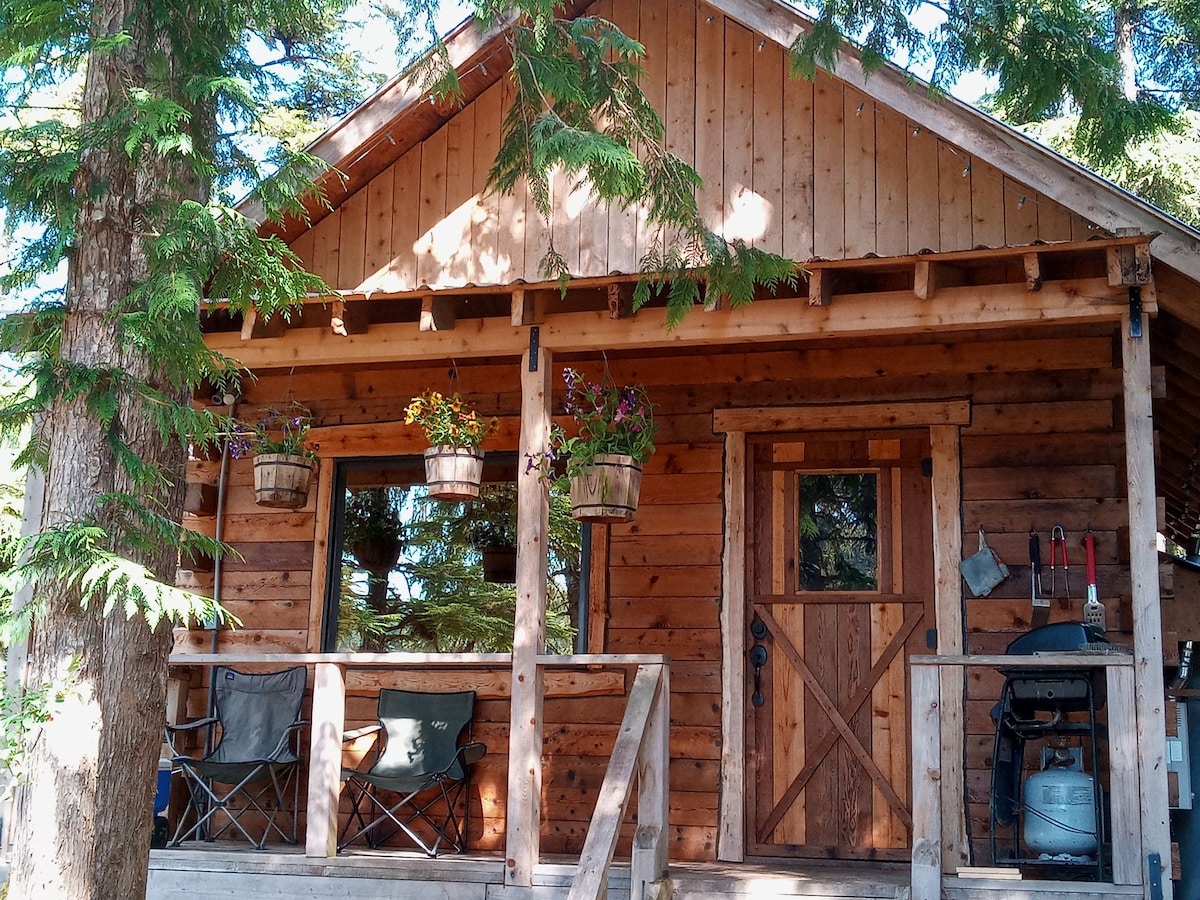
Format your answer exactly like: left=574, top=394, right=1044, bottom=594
left=750, top=644, right=768, bottom=708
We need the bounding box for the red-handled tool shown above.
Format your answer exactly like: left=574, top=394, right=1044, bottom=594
left=1083, top=530, right=1106, bottom=631
left=1050, top=525, right=1069, bottom=598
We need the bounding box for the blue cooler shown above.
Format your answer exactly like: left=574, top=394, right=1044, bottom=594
left=152, top=759, right=171, bottom=848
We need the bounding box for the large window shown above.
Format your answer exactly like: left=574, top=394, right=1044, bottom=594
left=321, top=455, right=586, bottom=653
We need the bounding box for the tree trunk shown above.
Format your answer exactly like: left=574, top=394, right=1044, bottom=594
left=1113, top=2, right=1140, bottom=101
left=7, top=0, right=190, bottom=894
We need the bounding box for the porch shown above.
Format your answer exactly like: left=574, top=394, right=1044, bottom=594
left=146, top=847, right=1139, bottom=900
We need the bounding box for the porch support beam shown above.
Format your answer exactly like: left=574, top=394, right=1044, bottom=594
left=208, top=277, right=1139, bottom=372
left=505, top=343, right=552, bottom=888
left=1121, top=309, right=1173, bottom=899
left=717, top=431, right=747, bottom=862
left=929, top=425, right=968, bottom=871
left=304, top=661, right=346, bottom=858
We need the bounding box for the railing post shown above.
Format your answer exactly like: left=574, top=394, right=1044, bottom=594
left=631, top=665, right=670, bottom=900
left=1107, top=662, right=1142, bottom=885
left=305, top=661, right=345, bottom=858
left=910, top=662, right=942, bottom=900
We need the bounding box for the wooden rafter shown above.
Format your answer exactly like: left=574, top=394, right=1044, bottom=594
left=211, top=277, right=1141, bottom=370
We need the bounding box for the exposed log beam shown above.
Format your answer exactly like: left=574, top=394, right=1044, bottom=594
left=607, top=283, right=634, bottom=319
left=807, top=269, right=832, bottom=307
left=1107, top=241, right=1153, bottom=287
left=208, top=277, right=1141, bottom=372
left=330, top=299, right=369, bottom=336
left=1023, top=252, right=1043, bottom=292
left=239, top=305, right=287, bottom=341
left=420, top=295, right=457, bottom=332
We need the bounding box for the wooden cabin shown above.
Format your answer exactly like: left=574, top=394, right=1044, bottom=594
left=152, top=1, right=1200, bottom=898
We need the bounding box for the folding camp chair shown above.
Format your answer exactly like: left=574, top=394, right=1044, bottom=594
left=166, top=666, right=307, bottom=849
left=338, top=689, right=486, bottom=856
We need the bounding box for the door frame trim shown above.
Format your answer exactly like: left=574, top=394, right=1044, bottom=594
left=715, top=403, right=969, bottom=867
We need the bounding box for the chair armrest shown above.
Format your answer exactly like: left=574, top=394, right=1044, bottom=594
left=457, top=741, right=487, bottom=767
left=164, top=717, right=218, bottom=758
left=342, top=724, right=382, bottom=743
left=165, top=717, right=217, bottom=735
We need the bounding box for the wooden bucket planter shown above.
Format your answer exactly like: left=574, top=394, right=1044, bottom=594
left=424, top=445, right=485, bottom=500
left=253, top=453, right=317, bottom=509
left=568, top=453, right=643, bottom=523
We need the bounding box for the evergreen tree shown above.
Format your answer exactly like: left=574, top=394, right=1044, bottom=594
left=792, top=0, right=1200, bottom=218
left=0, top=1, right=791, bottom=895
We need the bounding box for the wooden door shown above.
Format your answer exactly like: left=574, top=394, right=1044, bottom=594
left=746, top=431, right=934, bottom=860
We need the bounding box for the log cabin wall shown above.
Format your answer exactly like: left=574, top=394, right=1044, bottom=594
left=287, top=0, right=1098, bottom=297
left=177, top=321, right=1137, bottom=862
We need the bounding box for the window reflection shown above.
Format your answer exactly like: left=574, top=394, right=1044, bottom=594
left=797, top=472, right=879, bottom=592
left=324, top=457, right=583, bottom=653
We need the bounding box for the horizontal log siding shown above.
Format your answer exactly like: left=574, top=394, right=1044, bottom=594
left=287, top=0, right=1095, bottom=294
left=178, top=325, right=1133, bottom=862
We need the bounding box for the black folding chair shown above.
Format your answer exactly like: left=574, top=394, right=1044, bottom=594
left=338, top=689, right=486, bottom=856
left=166, top=666, right=307, bottom=849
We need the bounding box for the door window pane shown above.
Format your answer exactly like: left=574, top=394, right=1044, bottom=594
left=797, top=472, right=878, bottom=591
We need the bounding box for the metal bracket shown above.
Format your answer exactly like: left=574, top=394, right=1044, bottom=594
left=1129, top=286, right=1143, bottom=339
left=1147, top=851, right=1163, bottom=900
left=528, top=326, right=540, bottom=370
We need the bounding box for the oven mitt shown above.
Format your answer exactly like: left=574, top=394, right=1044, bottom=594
left=960, top=526, right=1009, bottom=597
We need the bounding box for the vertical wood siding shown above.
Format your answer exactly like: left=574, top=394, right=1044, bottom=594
left=179, top=326, right=1134, bottom=862
left=289, top=0, right=1096, bottom=293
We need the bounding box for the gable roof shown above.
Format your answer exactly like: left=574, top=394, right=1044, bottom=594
left=254, top=0, right=1200, bottom=293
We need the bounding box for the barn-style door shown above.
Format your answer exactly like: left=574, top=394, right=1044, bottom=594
left=746, top=432, right=934, bottom=860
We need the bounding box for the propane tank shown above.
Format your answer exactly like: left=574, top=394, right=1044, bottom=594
left=1023, top=746, right=1098, bottom=857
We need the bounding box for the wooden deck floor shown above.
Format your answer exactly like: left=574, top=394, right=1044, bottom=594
left=146, top=845, right=1142, bottom=900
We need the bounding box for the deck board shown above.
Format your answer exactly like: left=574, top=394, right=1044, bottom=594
left=148, top=846, right=1142, bottom=900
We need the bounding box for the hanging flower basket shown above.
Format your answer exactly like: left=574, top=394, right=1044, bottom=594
left=568, top=453, right=643, bottom=523
left=253, top=453, right=317, bottom=509
left=480, top=546, right=518, bottom=583
left=424, top=445, right=485, bottom=500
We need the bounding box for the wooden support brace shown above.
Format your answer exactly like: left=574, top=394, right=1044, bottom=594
left=910, top=663, right=943, bottom=900
left=420, top=296, right=457, bottom=332
left=808, top=269, right=832, bottom=307
left=718, top=431, right=747, bottom=863
left=506, top=343, right=552, bottom=888
left=511, top=289, right=551, bottom=327
left=607, top=283, right=634, bottom=319
left=240, top=305, right=288, bottom=341
left=305, top=662, right=346, bottom=858
left=913, top=260, right=936, bottom=300
left=1022, top=252, right=1043, bottom=292
left=330, top=299, right=369, bottom=336
left=1122, top=309, right=1173, bottom=898
left=1107, top=242, right=1154, bottom=286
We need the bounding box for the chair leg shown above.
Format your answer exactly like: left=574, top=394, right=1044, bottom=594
left=169, top=763, right=299, bottom=850
left=337, top=776, right=469, bottom=857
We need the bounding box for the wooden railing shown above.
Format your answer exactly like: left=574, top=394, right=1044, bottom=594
left=909, top=653, right=1140, bottom=900
left=168, top=650, right=671, bottom=896
left=566, top=661, right=670, bottom=900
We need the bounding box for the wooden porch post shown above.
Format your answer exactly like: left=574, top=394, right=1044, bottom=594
left=718, top=430, right=746, bottom=862
left=305, top=661, right=345, bottom=858
left=1121, top=310, right=1173, bottom=899
left=505, top=344, right=552, bottom=887
left=929, top=425, right=968, bottom=871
